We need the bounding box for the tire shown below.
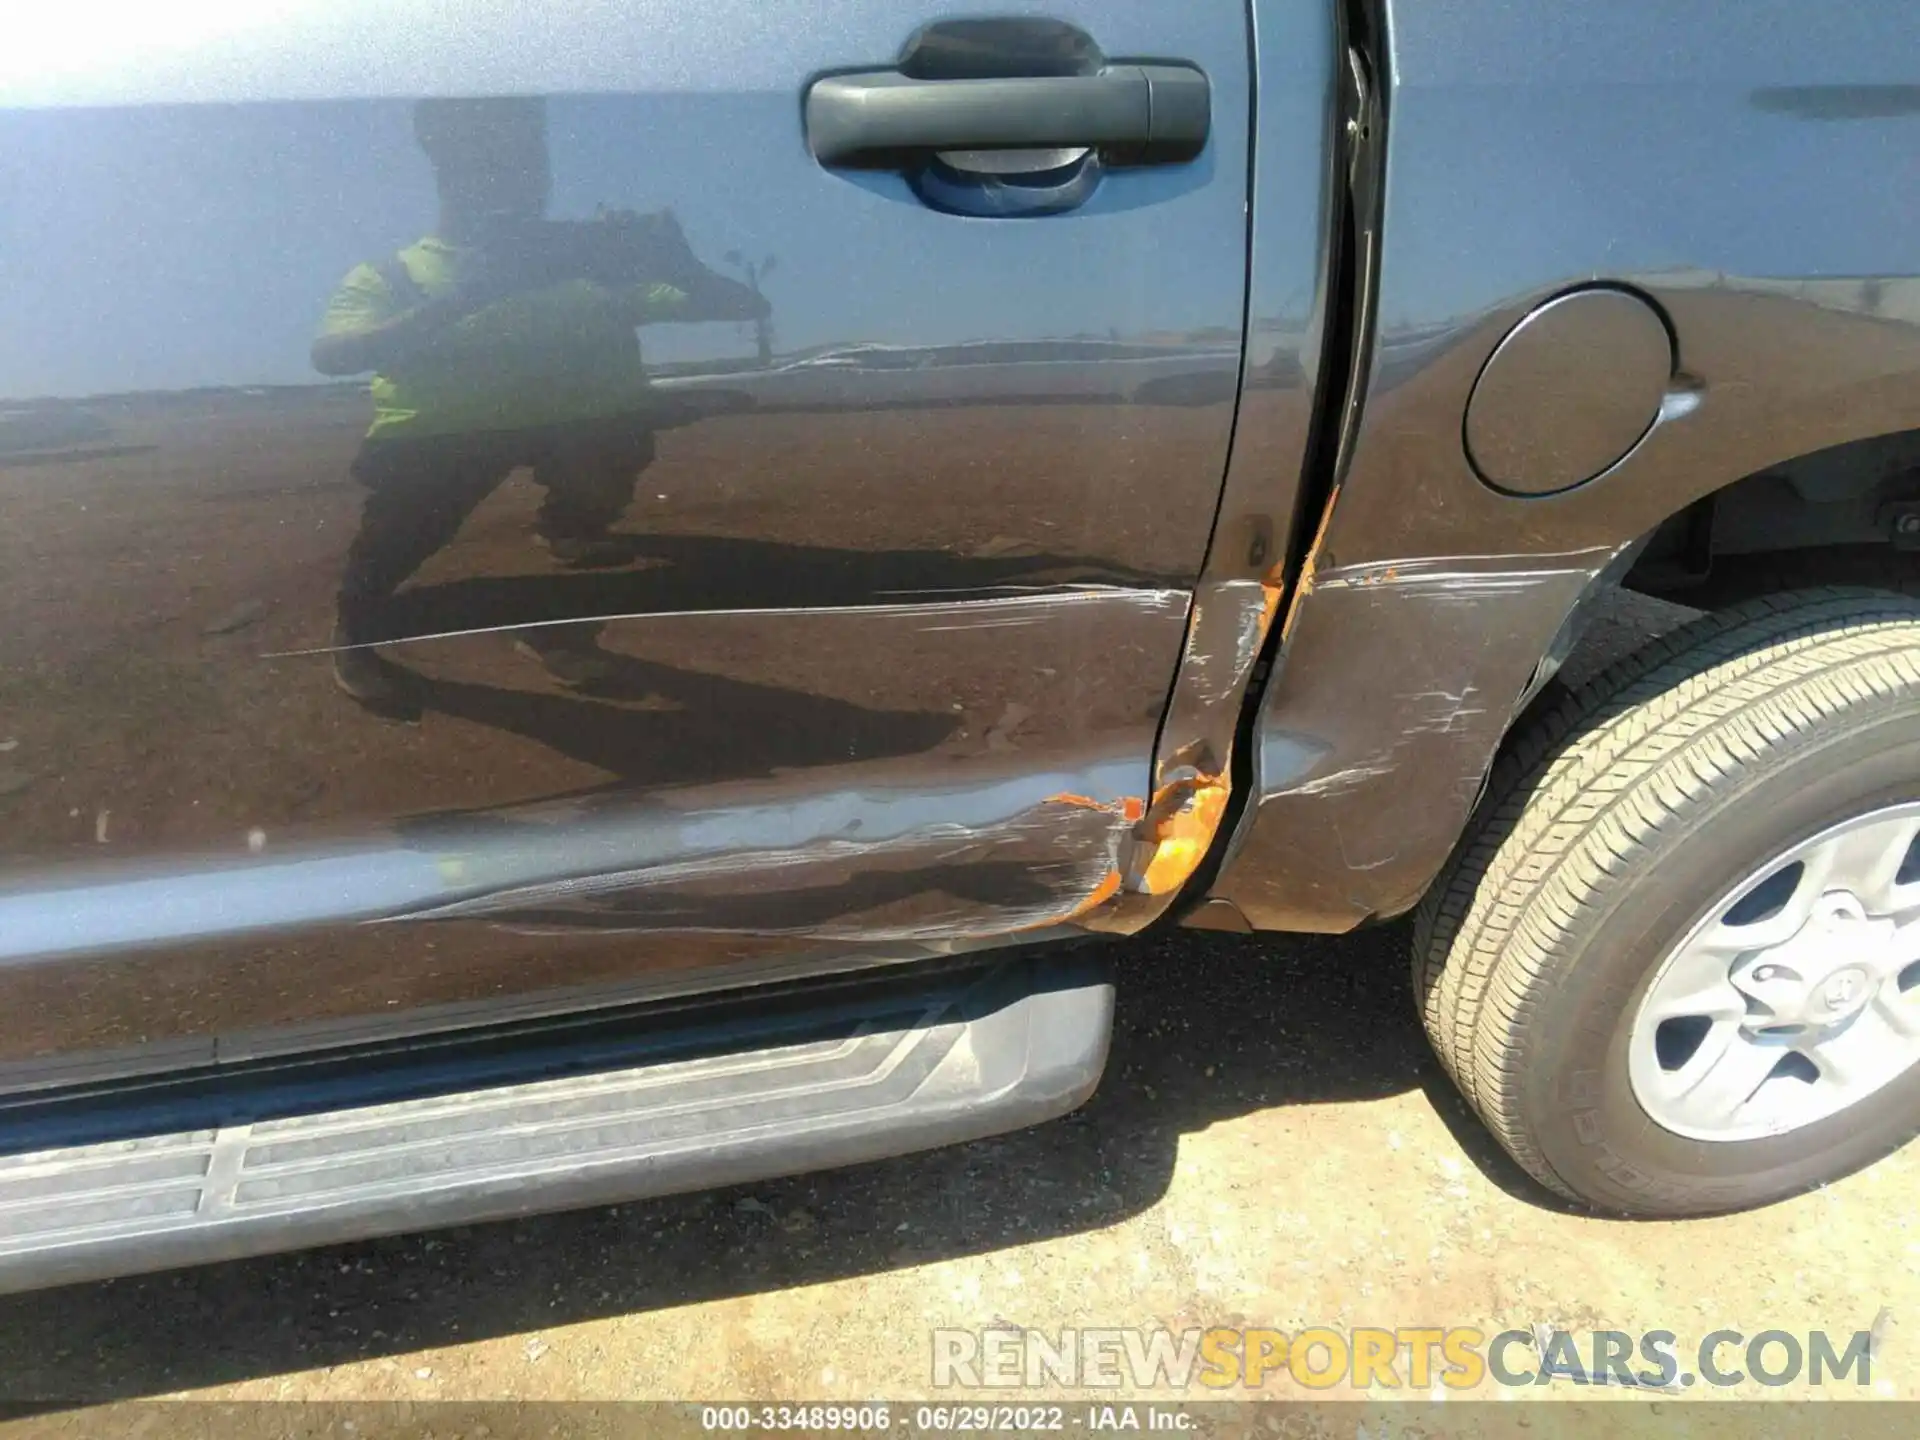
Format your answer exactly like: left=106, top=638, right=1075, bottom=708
left=1414, top=587, right=1920, bottom=1216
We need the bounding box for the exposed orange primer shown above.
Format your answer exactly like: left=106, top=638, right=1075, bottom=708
left=1133, top=774, right=1233, bottom=897
left=1045, top=791, right=1146, bottom=822
left=1260, top=574, right=1286, bottom=636
left=1283, top=480, right=1343, bottom=639
left=1028, top=795, right=1149, bottom=925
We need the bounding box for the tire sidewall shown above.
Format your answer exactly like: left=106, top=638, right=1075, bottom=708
left=1521, top=702, right=1920, bottom=1215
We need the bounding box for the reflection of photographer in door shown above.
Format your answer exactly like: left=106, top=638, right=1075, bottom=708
left=314, top=96, right=767, bottom=708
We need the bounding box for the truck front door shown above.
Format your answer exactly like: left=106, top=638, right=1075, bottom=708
left=0, top=1, right=1276, bottom=1082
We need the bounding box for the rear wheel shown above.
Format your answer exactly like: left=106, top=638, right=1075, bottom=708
left=1415, top=588, right=1920, bottom=1216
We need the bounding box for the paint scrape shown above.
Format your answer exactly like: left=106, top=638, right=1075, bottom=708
left=1134, top=775, right=1232, bottom=896
left=1045, top=791, right=1147, bottom=823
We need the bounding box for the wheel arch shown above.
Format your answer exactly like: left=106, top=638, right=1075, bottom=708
left=1197, top=340, right=1920, bottom=936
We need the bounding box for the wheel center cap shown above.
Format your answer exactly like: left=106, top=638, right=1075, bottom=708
left=1736, top=897, right=1894, bottom=1025
left=1814, top=965, right=1872, bottom=1020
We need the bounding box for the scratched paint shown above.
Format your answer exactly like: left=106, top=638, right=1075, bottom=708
left=1308, top=548, right=1617, bottom=597
left=1213, top=555, right=1608, bottom=932
left=1125, top=580, right=1277, bottom=904
left=0, top=584, right=1189, bottom=1075
left=1134, top=776, right=1232, bottom=895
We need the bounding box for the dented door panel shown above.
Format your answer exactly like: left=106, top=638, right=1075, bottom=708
left=1109, top=0, right=1344, bottom=933
left=0, top=1, right=1249, bottom=1079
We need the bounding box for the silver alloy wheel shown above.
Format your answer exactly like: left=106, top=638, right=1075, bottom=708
left=1629, top=801, right=1920, bottom=1142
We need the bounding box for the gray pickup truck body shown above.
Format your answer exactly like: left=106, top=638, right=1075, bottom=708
left=0, top=0, right=1913, bottom=1285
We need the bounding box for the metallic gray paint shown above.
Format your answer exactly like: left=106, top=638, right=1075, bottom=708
left=1206, top=0, right=1920, bottom=932
left=0, top=1, right=1265, bottom=1079
left=5, top=0, right=1910, bottom=1080
left=1463, top=287, right=1673, bottom=497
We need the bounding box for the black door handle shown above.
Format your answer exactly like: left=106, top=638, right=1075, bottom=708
left=806, top=65, right=1210, bottom=168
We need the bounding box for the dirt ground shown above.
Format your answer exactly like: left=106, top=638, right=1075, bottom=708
left=0, top=918, right=1915, bottom=1417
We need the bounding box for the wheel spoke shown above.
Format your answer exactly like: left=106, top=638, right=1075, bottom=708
left=1809, top=1034, right=1867, bottom=1090
left=1807, top=995, right=1916, bottom=1090
left=1666, top=1024, right=1783, bottom=1127
left=1887, top=918, right=1920, bottom=972
left=1868, top=987, right=1920, bottom=1042
left=1695, top=861, right=1824, bottom=953
left=1639, top=971, right=1748, bottom=1025
left=1695, top=818, right=1920, bottom=955
left=1805, top=817, right=1919, bottom=913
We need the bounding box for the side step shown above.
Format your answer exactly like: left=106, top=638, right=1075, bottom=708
left=0, top=955, right=1113, bottom=1294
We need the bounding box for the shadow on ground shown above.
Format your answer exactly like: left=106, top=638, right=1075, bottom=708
left=0, top=922, right=1549, bottom=1402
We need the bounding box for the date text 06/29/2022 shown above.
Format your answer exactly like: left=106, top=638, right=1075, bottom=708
left=700, top=1405, right=1191, bottom=1432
